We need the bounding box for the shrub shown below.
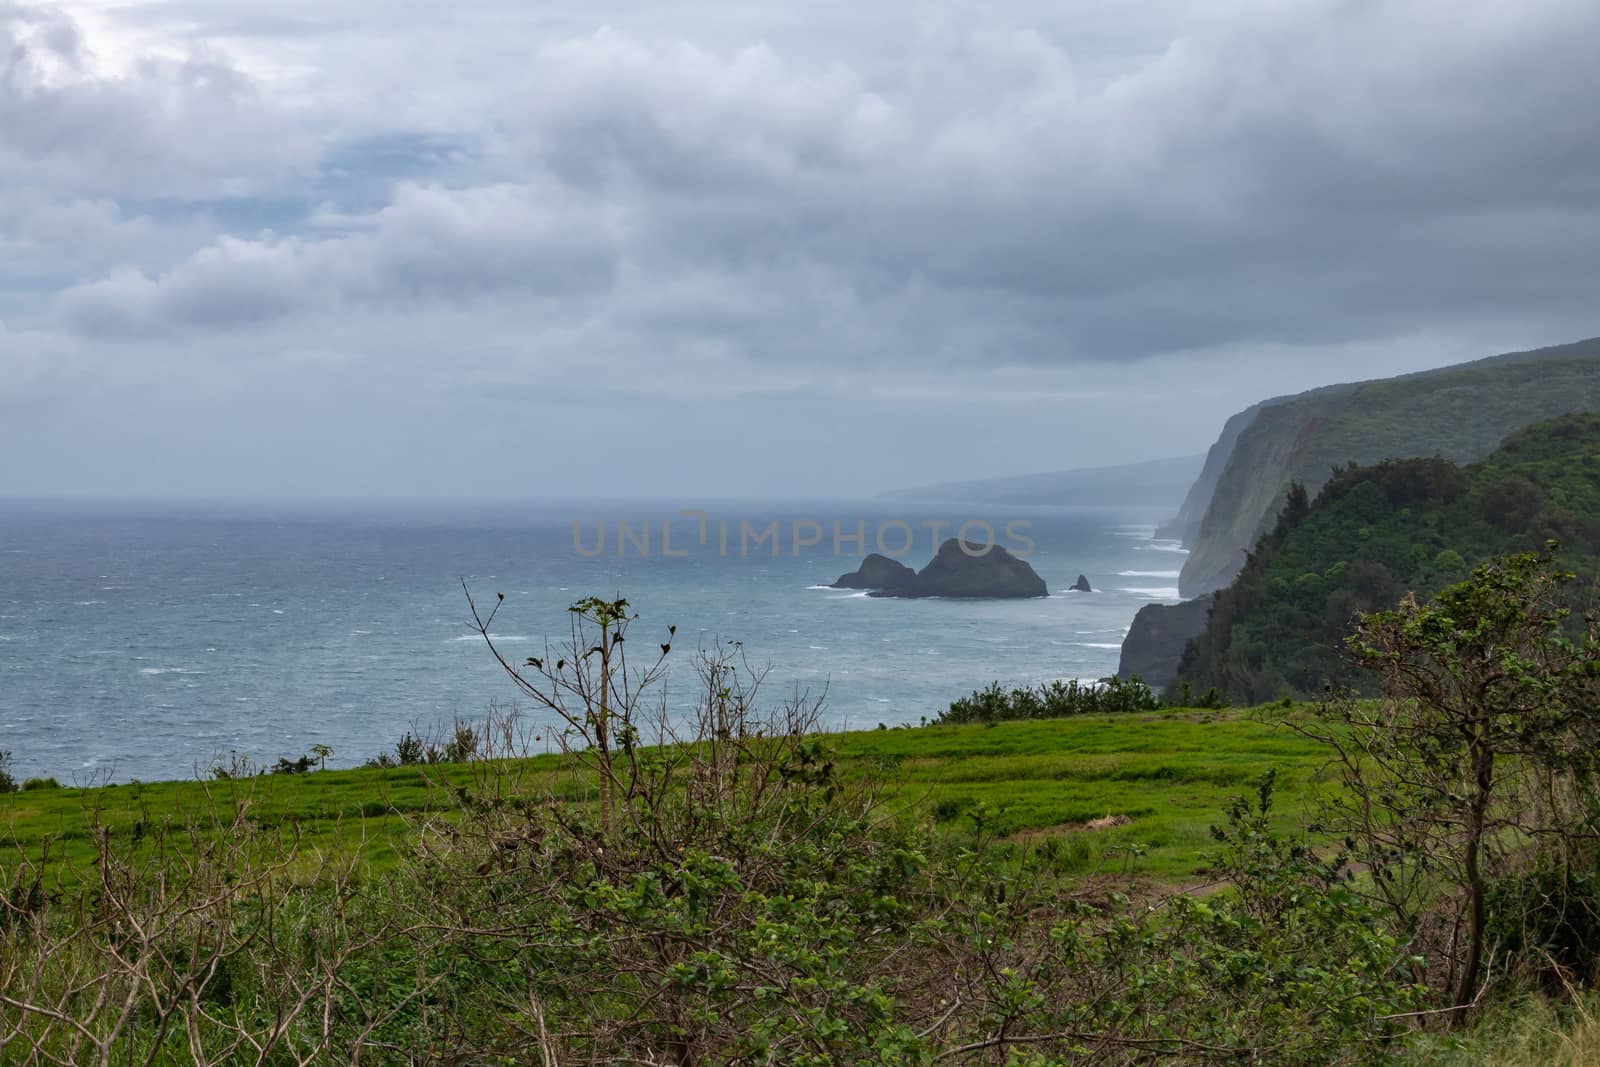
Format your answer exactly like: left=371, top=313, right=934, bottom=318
left=270, top=755, right=314, bottom=775
left=1305, top=551, right=1600, bottom=1021
left=0, top=751, right=15, bottom=794
left=20, top=777, right=60, bottom=791
left=393, top=732, right=425, bottom=766
left=937, top=676, right=1161, bottom=724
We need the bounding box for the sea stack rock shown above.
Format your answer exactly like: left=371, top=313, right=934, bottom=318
left=1070, top=574, right=1092, bottom=592
left=831, top=553, right=917, bottom=591
left=836, top=538, right=1047, bottom=599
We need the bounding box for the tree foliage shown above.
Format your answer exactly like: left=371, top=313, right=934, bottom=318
left=1298, top=551, right=1600, bottom=1022
left=1175, top=413, right=1600, bottom=703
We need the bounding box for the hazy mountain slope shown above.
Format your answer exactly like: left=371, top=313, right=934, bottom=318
left=882, top=454, right=1204, bottom=509
left=1171, top=412, right=1600, bottom=704
left=1178, top=337, right=1600, bottom=596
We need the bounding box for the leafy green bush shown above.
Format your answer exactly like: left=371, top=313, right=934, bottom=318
left=0, top=751, right=15, bottom=794
left=19, top=777, right=60, bottom=792
left=937, top=676, right=1161, bottom=724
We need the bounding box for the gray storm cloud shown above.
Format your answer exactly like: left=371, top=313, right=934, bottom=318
left=2, top=0, right=1598, bottom=496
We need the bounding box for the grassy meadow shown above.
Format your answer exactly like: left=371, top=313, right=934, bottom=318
left=1, top=705, right=1328, bottom=887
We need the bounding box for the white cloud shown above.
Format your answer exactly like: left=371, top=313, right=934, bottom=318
left=0, top=4, right=314, bottom=199
left=56, top=182, right=621, bottom=335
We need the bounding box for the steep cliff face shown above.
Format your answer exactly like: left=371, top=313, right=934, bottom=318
left=1116, top=595, right=1213, bottom=690
left=1155, top=403, right=1272, bottom=544
left=1177, top=337, right=1600, bottom=597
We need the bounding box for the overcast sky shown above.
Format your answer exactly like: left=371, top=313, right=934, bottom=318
left=2, top=0, right=1597, bottom=499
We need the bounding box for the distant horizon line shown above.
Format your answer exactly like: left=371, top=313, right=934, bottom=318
left=0, top=493, right=1187, bottom=511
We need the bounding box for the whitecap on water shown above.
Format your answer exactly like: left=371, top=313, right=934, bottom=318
left=1075, top=642, right=1123, bottom=650
left=1117, top=570, right=1180, bottom=578
left=1118, top=587, right=1181, bottom=599
left=449, top=633, right=530, bottom=643
left=140, top=667, right=201, bottom=676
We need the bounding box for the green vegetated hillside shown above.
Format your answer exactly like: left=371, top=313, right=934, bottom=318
left=1178, top=337, right=1600, bottom=596
left=1173, top=412, right=1600, bottom=703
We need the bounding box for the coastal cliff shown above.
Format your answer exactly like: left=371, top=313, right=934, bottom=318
left=1116, top=595, right=1213, bottom=690
left=1154, top=402, right=1277, bottom=545
left=1173, top=337, right=1600, bottom=597
left=1171, top=412, right=1600, bottom=703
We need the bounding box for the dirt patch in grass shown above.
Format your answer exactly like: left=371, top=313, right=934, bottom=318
left=1006, top=813, right=1132, bottom=844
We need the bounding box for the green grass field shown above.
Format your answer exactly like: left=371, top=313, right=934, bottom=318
left=1, top=706, right=1333, bottom=886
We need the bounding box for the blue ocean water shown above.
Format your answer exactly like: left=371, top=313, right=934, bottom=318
left=0, top=499, right=1187, bottom=782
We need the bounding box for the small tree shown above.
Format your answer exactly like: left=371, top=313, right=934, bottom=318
left=465, top=588, right=671, bottom=836
left=309, top=743, right=333, bottom=771
left=1305, top=550, right=1600, bottom=1022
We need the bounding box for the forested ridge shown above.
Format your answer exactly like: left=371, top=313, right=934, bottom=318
left=1173, top=412, right=1600, bottom=703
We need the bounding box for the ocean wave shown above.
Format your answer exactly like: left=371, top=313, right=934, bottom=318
left=75, top=600, right=104, bottom=606
left=449, top=633, right=532, bottom=643
left=1118, top=587, right=1180, bottom=599
left=1117, top=570, right=1180, bottom=578
left=140, top=667, right=202, bottom=676
left=1137, top=541, right=1189, bottom=554
left=1076, top=642, right=1123, bottom=650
